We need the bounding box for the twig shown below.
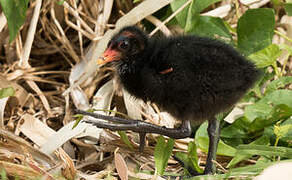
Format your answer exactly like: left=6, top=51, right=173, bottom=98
left=212, top=160, right=228, bottom=173
left=50, top=4, right=80, bottom=63
left=149, top=0, right=192, bottom=36
left=275, top=30, right=292, bottom=44
left=0, top=12, right=7, bottom=32
left=19, top=0, right=42, bottom=68
left=26, top=80, right=52, bottom=116
left=145, top=15, right=172, bottom=36
left=63, top=1, right=94, bottom=34
left=72, top=0, right=84, bottom=57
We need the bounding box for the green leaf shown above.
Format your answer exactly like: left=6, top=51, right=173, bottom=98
left=259, top=90, right=292, bottom=107
left=237, top=144, right=292, bottom=158
left=187, top=16, right=232, bottom=41
left=246, top=104, right=292, bottom=133
left=0, top=0, right=29, bottom=42
left=187, top=141, right=204, bottom=173
left=220, top=123, right=248, bottom=139
left=248, top=44, right=281, bottom=68
left=237, top=8, right=275, bottom=55
left=274, top=124, right=292, bottom=139
left=279, top=44, right=292, bottom=56
left=247, top=69, right=271, bottom=98
left=170, top=0, right=191, bottom=28
left=154, top=136, right=174, bottom=175
left=72, top=114, right=84, bottom=129
left=174, top=152, right=192, bottom=175
left=56, top=0, right=65, bottom=5
left=227, top=135, right=270, bottom=168
left=284, top=3, right=292, bottom=16
left=265, top=76, right=292, bottom=95
left=245, top=90, right=292, bottom=123
left=276, top=117, right=292, bottom=142
left=118, top=131, right=134, bottom=150
left=170, top=0, right=222, bottom=29
left=174, top=141, right=203, bottom=175
left=186, top=160, right=292, bottom=179
left=195, top=122, right=237, bottom=157
left=1, top=169, right=7, bottom=180
left=244, top=103, right=271, bottom=123
left=0, top=87, right=15, bottom=99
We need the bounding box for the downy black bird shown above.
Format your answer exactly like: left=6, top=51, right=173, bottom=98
left=76, top=26, right=260, bottom=174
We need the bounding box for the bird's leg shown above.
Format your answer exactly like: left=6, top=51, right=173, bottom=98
left=139, top=132, right=146, bottom=152
left=75, top=109, right=137, bottom=124
left=204, top=117, right=220, bottom=174
left=76, top=109, right=192, bottom=139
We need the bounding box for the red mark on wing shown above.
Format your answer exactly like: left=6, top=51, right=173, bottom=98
left=160, top=67, right=173, bottom=74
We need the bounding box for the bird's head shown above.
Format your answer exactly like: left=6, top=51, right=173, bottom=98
left=97, top=26, right=148, bottom=65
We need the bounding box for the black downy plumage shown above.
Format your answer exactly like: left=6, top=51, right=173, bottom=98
left=77, top=26, right=260, bottom=175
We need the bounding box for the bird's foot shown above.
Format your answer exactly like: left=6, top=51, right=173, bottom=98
left=75, top=109, right=192, bottom=151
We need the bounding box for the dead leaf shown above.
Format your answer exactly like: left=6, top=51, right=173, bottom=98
left=114, top=149, right=128, bottom=180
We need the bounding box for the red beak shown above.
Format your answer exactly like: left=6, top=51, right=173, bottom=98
left=97, top=49, right=120, bottom=65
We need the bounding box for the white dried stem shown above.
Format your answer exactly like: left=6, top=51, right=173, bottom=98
left=0, top=12, right=7, bottom=32
left=145, top=15, right=172, bottom=36
left=72, top=0, right=84, bottom=57
left=202, top=4, right=232, bottom=18
left=26, top=80, right=52, bottom=116
left=149, top=0, right=192, bottom=36
left=19, top=0, right=42, bottom=68
left=50, top=5, right=80, bottom=63
left=65, top=19, right=96, bottom=40
left=63, top=1, right=94, bottom=34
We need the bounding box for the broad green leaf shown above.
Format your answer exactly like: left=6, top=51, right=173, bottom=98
left=0, top=87, right=15, bottom=99
left=259, top=90, right=292, bottom=107
left=237, top=144, right=292, bottom=158
left=170, top=0, right=222, bottom=28
left=188, top=141, right=203, bottom=173
left=0, top=0, right=29, bottom=42
left=227, top=135, right=270, bottom=168
left=227, top=160, right=292, bottom=177
left=118, top=131, right=134, bottom=150
left=187, top=160, right=292, bottom=179
left=174, top=152, right=192, bottom=175
left=264, top=117, right=292, bottom=143
left=174, top=141, right=203, bottom=175
left=244, top=103, right=271, bottom=123
left=274, top=124, right=292, bottom=139
left=265, top=76, right=292, bottom=95
left=278, top=117, right=292, bottom=142
left=245, top=90, right=292, bottom=123
left=220, top=123, right=248, bottom=139
left=248, top=44, right=281, bottom=68
left=249, top=104, right=292, bottom=133
left=1, top=169, right=7, bottom=180
left=237, top=8, right=275, bottom=55
left=195, top=122, right=236, bottom=157
left=154, top=136, right=174, bottom=175
left=284, top=3, right=292, bottom=16
left=187, top=16, right=232, bottom=41
left=170, top=0, right=190, bottom=28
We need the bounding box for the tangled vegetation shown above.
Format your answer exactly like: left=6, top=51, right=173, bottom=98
left=0, top=0, right=291, bottom=179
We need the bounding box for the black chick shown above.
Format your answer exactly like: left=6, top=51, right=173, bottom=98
left=78, top=26, right=260, bottom=175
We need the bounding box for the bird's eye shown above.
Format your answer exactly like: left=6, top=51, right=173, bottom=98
left=119, top=40, right=130, bottom=51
